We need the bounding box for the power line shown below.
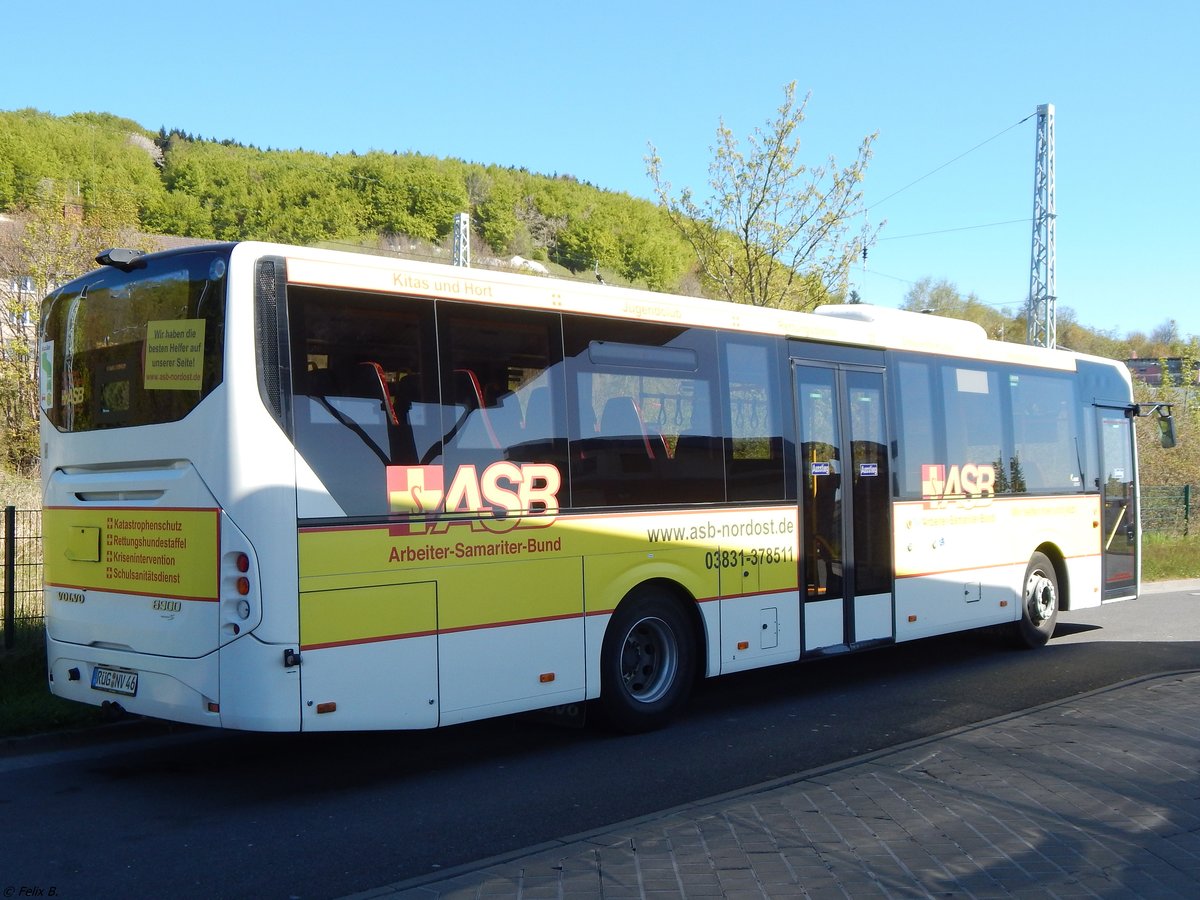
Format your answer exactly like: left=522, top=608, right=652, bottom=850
left=877, top=217, right=1031, bottom=242
left=867, top=113, right=1035, bottom=212
left=855, top=113, right=1041, bottom=314
left=857, top=267, right=919, bottom=287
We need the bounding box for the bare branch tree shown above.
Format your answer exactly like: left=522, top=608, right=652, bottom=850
left=647, top=83, right=880, bottom=310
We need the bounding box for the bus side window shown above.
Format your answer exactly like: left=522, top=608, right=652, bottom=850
left=943, top=365, right=1017, bottom=494
left=1009, top=372, right=1080, bottom=492
left=893, top=359, right=936, bottom=498
left=288, top=285, right=434, bottom=518
left=564, top=316, right=722, bottom=508
left=724, top=337, right=785, bottom=501
left=435, top=304, right=568, bottom=482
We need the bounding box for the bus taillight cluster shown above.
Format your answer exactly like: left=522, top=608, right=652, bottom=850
left=223, top=550, right=254, bottom=635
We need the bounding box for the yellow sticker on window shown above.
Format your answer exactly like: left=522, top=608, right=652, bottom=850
left=144, top=319, right=206, bottom=390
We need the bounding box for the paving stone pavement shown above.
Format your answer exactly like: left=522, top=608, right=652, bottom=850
left=349, top=671, right=1200, bottom=899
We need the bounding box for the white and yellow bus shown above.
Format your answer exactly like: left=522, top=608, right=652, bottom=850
left=39, top=242, right=1159, bottom=732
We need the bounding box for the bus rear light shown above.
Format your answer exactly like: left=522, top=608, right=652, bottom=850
left=220, top=539, right=257, bottom=645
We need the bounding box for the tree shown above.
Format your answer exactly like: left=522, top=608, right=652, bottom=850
left=350, top=153, right=468, bottom=243
left=554, top=204, right=620, bottom=274
left=647, top=82, right=879, bottom=310
left=467, top=168, right=520, bottom=253
left=901, top=276, right=1017, bottom=339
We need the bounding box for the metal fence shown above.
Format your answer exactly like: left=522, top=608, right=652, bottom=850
left=2, top=506, right=43, bottom=649
left=1142, top=485, right=1194, bottom=536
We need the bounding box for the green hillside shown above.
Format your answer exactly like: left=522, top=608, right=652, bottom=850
left=0, top=107, right=692, bottom=291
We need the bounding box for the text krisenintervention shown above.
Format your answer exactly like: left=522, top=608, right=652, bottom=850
left=106, top=551, right=178, bottom=567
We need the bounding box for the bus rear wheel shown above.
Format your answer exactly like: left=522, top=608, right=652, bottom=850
left=1014, top=551, right=1059, bottom=649
left=599, top=588, right=696, bottom=732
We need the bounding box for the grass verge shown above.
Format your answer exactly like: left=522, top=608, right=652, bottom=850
left=0, top=628, right=105, bottom=738
left=1142, top=532, right=1200, bottom=581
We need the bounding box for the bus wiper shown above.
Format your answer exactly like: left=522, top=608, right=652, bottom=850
left=96, top=248, right=147, bottom=272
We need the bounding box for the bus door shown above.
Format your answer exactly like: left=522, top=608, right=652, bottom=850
left=792, top=362, right=894, bottom=654
left=1098, top=408, right=1137, bottom=600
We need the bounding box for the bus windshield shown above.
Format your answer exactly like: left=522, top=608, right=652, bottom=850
left=40, top=247, right=229, bottom=432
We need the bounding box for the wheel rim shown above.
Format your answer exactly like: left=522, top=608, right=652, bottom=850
left=1025, top=568, right=1057, bottom=625
left=619, top=616, right=679, bottom=704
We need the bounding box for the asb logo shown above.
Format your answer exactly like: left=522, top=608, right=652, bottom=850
left=388, top=465, right=445, bottom=516
left=387, top=463, right=561, bottom=534
left=921, top=463, right=995, bottom=509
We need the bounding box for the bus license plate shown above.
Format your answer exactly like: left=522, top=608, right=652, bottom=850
left=91, top=666, right=138, bottom=697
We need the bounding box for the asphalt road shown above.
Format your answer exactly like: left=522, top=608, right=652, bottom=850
left=3, top=582, right=1198, bottom=899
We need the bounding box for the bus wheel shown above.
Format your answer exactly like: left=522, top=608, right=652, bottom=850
left=1014, top=551, right=1059, bottom=649
left=599, top=589, right=696, bottom=732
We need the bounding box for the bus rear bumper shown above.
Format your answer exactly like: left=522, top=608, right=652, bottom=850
left=47, top=637, right=222, bottom=728
left=46, top=634, right=304, bottom=732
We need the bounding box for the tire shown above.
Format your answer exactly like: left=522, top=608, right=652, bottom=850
left=1014, top=551, right=1059, bottom=648
left=599, top=587, right=697, bottom=733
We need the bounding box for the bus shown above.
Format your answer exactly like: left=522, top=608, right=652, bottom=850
left=38, top=241, right=1167, bottom=732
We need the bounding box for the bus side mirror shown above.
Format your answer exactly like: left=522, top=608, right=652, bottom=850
left=1138, top=402, right=1177, bottom=449
left=1157, top=407, right=1177, bottom=449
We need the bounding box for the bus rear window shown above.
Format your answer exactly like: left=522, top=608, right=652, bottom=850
left=40, top=249, right=227, bottom=431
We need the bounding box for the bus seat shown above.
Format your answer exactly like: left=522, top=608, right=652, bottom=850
left=490, top=394, right=520, bottom=445
left=450, top=369, right=499, bottom=449
left=600, top=396, right=654, bottom=459
left=306, top=367, right=337, bottom=396
left=523, top=387, right=552, bottom=439
left=349, top=362, right=398, bottom=425
left=647, top=424, right=672, bottom=460
left=672, top=431, right=723, bottom=500
left=674, top=431, right=721, bottom=464
left=452, top=368, right=485, bottom=410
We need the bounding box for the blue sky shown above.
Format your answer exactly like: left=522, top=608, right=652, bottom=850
left=3, top=0, right=1196, bottom=341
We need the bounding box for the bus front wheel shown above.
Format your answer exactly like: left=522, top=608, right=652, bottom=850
left=599, top=588, right=697, bottom=732
left=1014, top=551, right=1059, bottom=649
